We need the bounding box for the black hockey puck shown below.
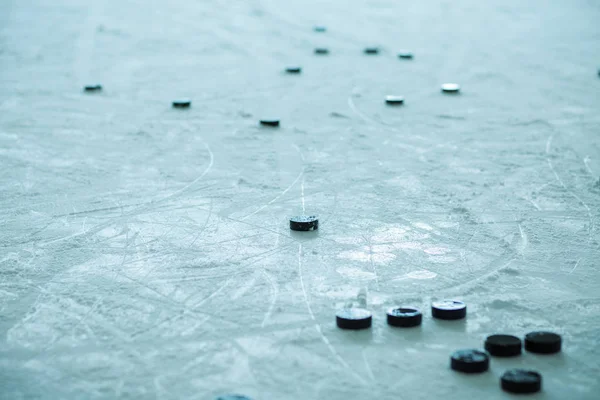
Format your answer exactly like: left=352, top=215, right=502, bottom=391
left=172, top=99, right=191, bottom=108
left=364, top=47, right=379, bottom=55
left=314, top=48, right=329, bottom=55
left=336, top=308, right=372, bottom=330
left=485, top=334, right=522, bottom=357
left=84, top=84, right=102, bottom=92
left=385, top=95, right=404, bottom=105
left=524, top=331, right=562, bottom=354
left=441, top=83, right=460, bottom=93
left=289, top=215, right=318, bottom=231
left=285, top=66, right=302, bottom=74
left=387, top=307, right=422, bottom=328
left=215, top=395, right=253, bottom=400
left=397, top=51, right=414, bottom=59
left=432, top=300, right=466, bottom=320
left=314, top=26, right=327, bottom=32
left=501, top=369, right=542, bottom=394
left=450, top=349, right=490, bottom=373
left=259, top=119, right=280, bottom=127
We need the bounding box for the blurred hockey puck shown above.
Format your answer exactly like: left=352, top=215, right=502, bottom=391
left=215, top=395, right=253, bottom=400
left=259, top=119, right=280, bottom=127
left=314, top=48, right=329, bottom=55
left=450, top=349, right=489, bottom=373
left=385, top=95, right=404, bottom=105
left=364, top=47, right=379, bottom=55
left=387, top=307, right=422, bottom=327
left=524, top=331, right=562, bottom=354
left=314, top=26, right=327, bottom=32
left=285, top=66, right=302, bottom=74
left=84, top=84, right=102, bottom=92
left=485, top=334, right=522, bottom=357
left=501, top=369, right=542, bottom=394
left=397, top=51, right=414, bottom=59
left=289, top=216, right=318, bottom=231
left=172, top=99, right=191, bottom=108
left=432, top=300, right=466, bottom=320
left=441, top=83, right=460, bottom=93
left=336, top=308, right=372, bottom=330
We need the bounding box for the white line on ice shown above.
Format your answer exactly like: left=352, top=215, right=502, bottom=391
left=297, top=243, right=368, bottom=385
left=517, top=223, right=528, bottom=254
left=260, top=269, right=279, bottom=328
left=570, top=258, right=582, bottom=274
left=347, top=95, right=379, bottom=126
left=161, top=142, right=214, bottom=202
left=362, top=349, right=376, bottom=382
left=301, top=176, right=306, bottom=213
left=545, top=135, right=594, bottom=240
left=583, top=156, right=594, bottom=175
left=241, top=168, right=304, bottom=220
left=39, top=143, right=215, bottom=247
left=241, top=145, right=305, bottom=220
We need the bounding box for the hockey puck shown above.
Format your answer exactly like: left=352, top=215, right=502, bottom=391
left=397, top=51, right=414, bottom=59
left=289, top=215, right=318, bottom=231
left=259, top=119, right=280, bottom=127
left=314, top=48, right=329, bottom=55
left=314, top=26, right=327, bottom=32
left=450, top=349, right=489, bottom=373
left=285, top=66, right=302, bottom=74
left=441, top=83, right=460, bottom=93
left=84, top=84, right=102, bottom=92
left=432, top=300, right=466, bottom=320
left=336, top=308, right=372, bottom=330
left=215, top=395, right=253, bottom=400
left=172, top=99, right=191, bottom=108
left=387, top=307, right=422, bottom=327
left=484, top=334, right=522, bottom=357
left=524, top=331, right=562, bottom=354
left=501, top=369, right=542, bottom=394
left=364, top=47, right=379, bottom=55
left=385, top=95, right=404, bottom=105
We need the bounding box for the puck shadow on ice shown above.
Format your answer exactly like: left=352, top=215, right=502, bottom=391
left=289, top=229, right=320, bottom=241
left=431, top=318, right=467, bottom=333
left=333, top=324, right=374, bottom=344
left=526, top=351, right=567, bottom=368
left=385, top=321, right=423, bottom=342
left=451, top=366, right=497, bottom=388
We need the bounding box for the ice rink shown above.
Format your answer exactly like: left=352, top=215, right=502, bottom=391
left=1, top=0, right=600, bottom=399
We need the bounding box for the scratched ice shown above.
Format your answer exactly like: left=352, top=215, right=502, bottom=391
left=1, top=0, right=600, bottom=399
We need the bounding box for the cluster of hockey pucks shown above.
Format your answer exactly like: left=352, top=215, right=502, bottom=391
left=80, top=24, right=574, bottom=400
left=82, top=25, right=463, bottom=118
left=289, top=216, right=562, bottom=397
left=83, top=23, right=600, bottom=114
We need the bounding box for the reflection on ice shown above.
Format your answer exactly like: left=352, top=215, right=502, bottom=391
left=336, top=266, right=378, bottom=280
left=370, top=226, right=409, bottom=242
left=393, top=270, right=438, bottom=281
left=412, top=222, right=434, bottom=231
left=424, top=246, right=450, bottom=255
left=334, top=222, right=452, bottom=265
left=337, top=249, right=396, bottom=264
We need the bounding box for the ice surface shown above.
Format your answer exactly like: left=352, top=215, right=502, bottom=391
left=1, top=0, right=600, bottom=399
